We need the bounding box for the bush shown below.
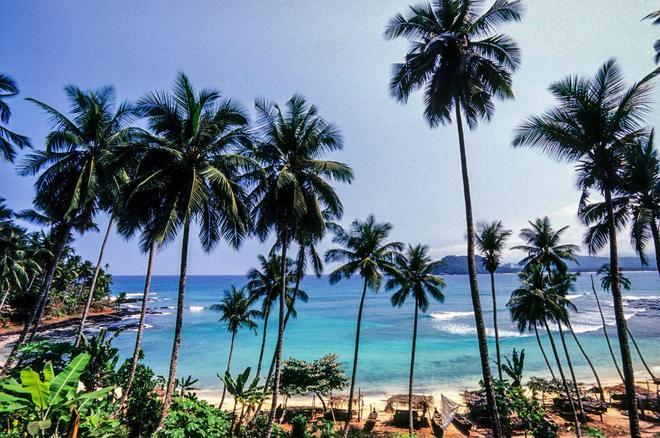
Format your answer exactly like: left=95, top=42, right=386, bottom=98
left=238, top=412, right=286, bottom=438
left=114, top=359, right=162, bottom=437
left=158, top=396, right=231, bottom=438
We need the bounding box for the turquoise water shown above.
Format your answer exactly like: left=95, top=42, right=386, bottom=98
left=107, top=272, right=659, bottom=395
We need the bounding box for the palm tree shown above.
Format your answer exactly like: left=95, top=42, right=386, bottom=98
left=21, top=85, right=136, bottom=342
left=548, top=271, right=587, bottom=420
left=553, top=271, right=605, bottom=402
left=386, top=244, right=445, bottom=436
left=210, top=285, right=259, bottom=409
left=246, top=253, right=292, bottom=382
left=621, top=133, right=659, bottom=275
left=113, top=167, right=165, bottom=411
left=598, top=266, right=656, bottom=382
left=0, top=73, right=30, bottom=162
left=512, top=218, right=579, bottom=272
left=513, top=60, right=659, bottom=436
left=512, top=218, right=591, bottom=416
left=589, top=276, right=624, bottom=385
left=2, top=205, right=90, bottom=374
left=249, top=95, right=352, bottom=438
left=385, top=3, right=523, bottom=433
left=476, top=221, right=512, bottom=380
left=643, top=10, right=660, bottom=64
left=3, top=85, right=130, bottom=373
left=128, top=74, right=252, bottom=430
left=508, top=264, right=582, bottom=436
left=325, top=216, right=402, bottom=437
left=0, top=224, right=39, bottom=312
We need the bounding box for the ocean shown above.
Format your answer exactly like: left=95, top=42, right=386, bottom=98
left=108, top=271, right=659, bottom=396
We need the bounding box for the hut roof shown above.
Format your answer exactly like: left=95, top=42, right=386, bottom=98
left=384, top=394, right=434, bottom=412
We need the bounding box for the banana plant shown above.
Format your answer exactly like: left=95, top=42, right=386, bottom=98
left=0, top=353, right=113, bottom=436
left=220, top=367, right=269, bottom=433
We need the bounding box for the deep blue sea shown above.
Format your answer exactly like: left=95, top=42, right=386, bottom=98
left=107, top=272, right=659, bottom=396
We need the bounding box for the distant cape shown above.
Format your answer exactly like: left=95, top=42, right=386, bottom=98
left=432, top=254, right=654, bottom=275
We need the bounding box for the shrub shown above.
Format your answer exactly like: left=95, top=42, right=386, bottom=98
left=158, top=396, right=231, bottom=437
left=114, top=359, right=162, bottom=437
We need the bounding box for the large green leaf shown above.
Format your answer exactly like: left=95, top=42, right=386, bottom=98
left=76, top=386, right=114, bottom=410
left=0, top=391, right=29, bottom=412
left=20, top=368, right=50, bottom=410
left=50, top=353, right=90, bottom=406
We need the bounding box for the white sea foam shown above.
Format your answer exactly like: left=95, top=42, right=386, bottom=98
left=429, top=311, right=474, bottom=321
left=623, top=295, right=660, bottom=301
left=128, top=324, right=153, bottom=332
left=432, top=321, right=531, bottom=338
left=189, top=306, right=204, bottom=312
left=566, top=293, right=583, bottom=300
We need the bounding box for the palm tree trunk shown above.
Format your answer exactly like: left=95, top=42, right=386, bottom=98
left=543, top=318, right=581, bottom=437
left=156, top=217, right=191, bottom=431
left=408, top=299, right=419, bottom=437
left=604, top=187, right=640, bottom=437
left=261, top=256, right=305, bottom=388
left=626, top=327, right=657, bottom=382
left=454, top=98, right=501, bottom=438
left=118, top=244, right=155, bottom=411
left=262, top=257, right=304, bottom=391
left=265, top=228, right=289, bottom=438
left=219, top=331, right=236, bottom=410
left=490, top=271, right=502, bottom=381
left=557, top=320, right=586, bottom=421
left=591, top=276, right=624, bottom=382
left=534, top=325, right=556, bottom=380
left=255, top=308, right=270, bottom=382
left=566, top=319, right=604, bottom=402
left=0, top=287, right=10, bottom=313
left=2, top=223, right=72, bottom=376
left=283, top=254, right=304, bottom=329
left=342, top=278, right=369, bottom=438
left=75, top=218, right=113, bottom=347
left=650, top=218, right=660, bottom=276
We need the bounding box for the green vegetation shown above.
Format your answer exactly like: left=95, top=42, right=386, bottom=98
left=0, top=1, right=658, bottom=437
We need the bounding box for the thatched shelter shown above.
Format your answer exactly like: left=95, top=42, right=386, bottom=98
left=384, top=394, right=434, bottom=413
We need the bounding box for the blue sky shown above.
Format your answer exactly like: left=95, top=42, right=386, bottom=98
left=1, top=1, right=659, bottom=275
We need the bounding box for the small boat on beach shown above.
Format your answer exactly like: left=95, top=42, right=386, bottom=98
left=363, top=410, right=378, bottom=432
left=452, top=412, right=473, bottom=435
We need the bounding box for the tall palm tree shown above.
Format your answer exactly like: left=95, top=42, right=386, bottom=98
left=246, top=253, right=294, bottom=381
left=385, top=3, right=523, bottom=433
left=0, top=73, right=30, bottom=162
left=643, top=10, right=660, bottom=64
left=590, top=275, right=624, bottom=382
left=210, top=285, right=259, bottom=409
left=325, top=216, right=402, bottom=437
left=22, top=85, right=136, bottom=341
left=508, top=264, right=582, bottom=437
left=3, top=86, right=129, bottom=373
left=513, top=60, right=659, bottom=436
left=512, top=218, right=590, bottom=416
left=114, top=161, right=166, bottom=411
left=547, top=271, right=587, bottom=420
left=621, top=133, right=659, bottom=275
left=128, top=74, right=253, bottom=430
left=386, top=244, right=445, bottom=436
left=598, top=266, right=656, bottom=382
left=476, top=220, right=512, bottom=380
left=553, top=271, right=605, bottom=402
left=249, top=95, right=352, bottom=438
